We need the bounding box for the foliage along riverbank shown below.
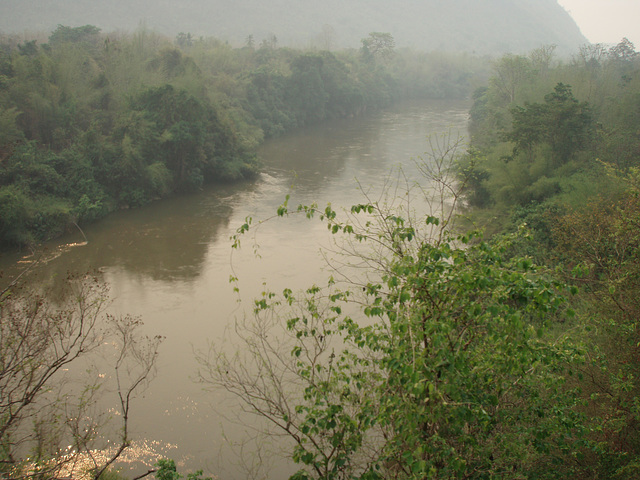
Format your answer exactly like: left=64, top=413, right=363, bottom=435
left=3, top=26, right=640, bottom=479
left=198, top=38, right=640, bottom=480
left=458, top=38, right=640, bottom=478
left=0, top=25, right=486, bottom=250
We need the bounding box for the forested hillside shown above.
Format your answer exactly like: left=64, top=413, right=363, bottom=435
left=194, top=38, right=640, bottom=480
left=1, top=0, right=586, bottom=54
left=462, top=38, right=640, bottom=231
left=0, top=25, right=482, bottom=249
left=454, top=38, right=640, bottom=478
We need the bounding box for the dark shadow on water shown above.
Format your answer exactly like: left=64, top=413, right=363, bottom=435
left=0, top=179, right=262, bottom=290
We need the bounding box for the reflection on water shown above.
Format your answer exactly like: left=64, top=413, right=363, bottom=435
left=52, top=439, right=179, bottom=480
left=0, top=99, right=469, bottom=479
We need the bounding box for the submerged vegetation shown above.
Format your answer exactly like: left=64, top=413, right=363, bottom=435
left=0, top=25, right=483, bottom=250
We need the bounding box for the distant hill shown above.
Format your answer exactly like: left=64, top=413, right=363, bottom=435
left=0, top=0, right=587, bottom=54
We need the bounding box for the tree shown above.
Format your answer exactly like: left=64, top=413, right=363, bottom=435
left=489, top=54, right=532, bottom=105
left=48, top=25, right=102, bottom=48
left=0, top=107, right=24, bottom=161
left=175, top=32, right=194, bottom=49
left=200, top=140, right=586, bottom=479
left=608, top=37, right=638, bottom=63
left=0, top=271, right=161, bottom=479
left=529, top=44, right=556, bottom=78
left=286, top=55, right=328, bottom=126
left=153, top=458, right=213, bottom=480
left=506, top=83, right=594, bottom=165
left=551, top=171, right=640, bottom=478
left=361, top=33, right=395, bottom=63
left=319, top=25, right=336, bottom=52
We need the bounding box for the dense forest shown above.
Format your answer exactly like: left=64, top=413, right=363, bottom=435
left=0, top=0, right=586, bottom=54
left=461, top=37, right=640, bottom=245
left=453, top=37, right=640, bottom=479
left=0, top=25, right=482, bottom=249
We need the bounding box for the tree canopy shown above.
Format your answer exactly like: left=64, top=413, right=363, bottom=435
left=0, top=25, right=484, bottom=250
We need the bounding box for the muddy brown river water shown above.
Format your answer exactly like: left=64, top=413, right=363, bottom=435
left=0, top=99, right=469, bottom=479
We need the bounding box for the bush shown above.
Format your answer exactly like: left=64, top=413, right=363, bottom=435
left=0, top=185, right=32, bottom=246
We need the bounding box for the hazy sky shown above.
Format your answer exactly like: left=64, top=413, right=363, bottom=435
left=558, top=0, right=640, bottom=47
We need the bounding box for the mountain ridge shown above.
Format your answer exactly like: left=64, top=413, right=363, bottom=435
left=0, top=0, right=588, bottom=54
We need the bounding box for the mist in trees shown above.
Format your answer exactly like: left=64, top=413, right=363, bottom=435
left=0, top=24, right=486, bottom=250
left=0, top=0, right=587, bottom=55
left=463, top=38, right=640, bottom=214
left=1, top=5, right=639, bottom=480
left=198, top=37, right=640, bottom=480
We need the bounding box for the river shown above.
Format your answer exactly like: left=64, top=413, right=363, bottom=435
left=0, top=98, right=469, bottom=479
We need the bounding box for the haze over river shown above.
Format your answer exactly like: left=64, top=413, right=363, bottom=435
left=0, top=99, right=469, bottom=479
